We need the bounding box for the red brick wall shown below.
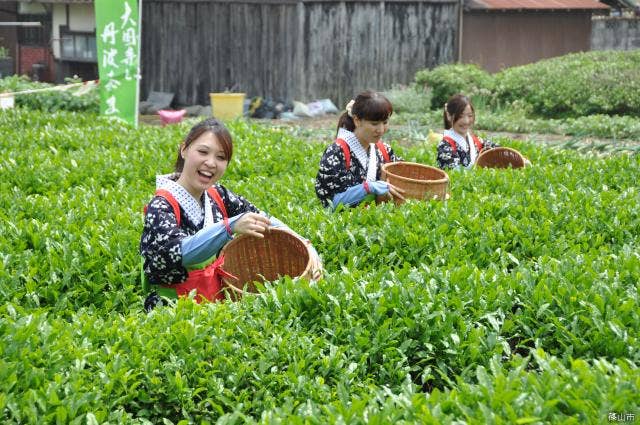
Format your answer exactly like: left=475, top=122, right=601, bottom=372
left=18, top=46, right=55, bottom=82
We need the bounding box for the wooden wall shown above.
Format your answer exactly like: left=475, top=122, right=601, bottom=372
left=462, top=11, right=593, bottom=73
left=591, top=17, right=640, bottom=51
left=140, top=0, right=458, bottom=108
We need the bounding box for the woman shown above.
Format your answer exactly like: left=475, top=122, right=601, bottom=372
left=140, top=118, right=319, bottom=310
left=437, top=94, right=498, bottom=170
left=315, top=90, right=405, bottom=209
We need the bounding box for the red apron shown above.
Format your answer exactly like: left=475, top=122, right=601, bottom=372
left=144, top=187, right=237, bottom=303
left=167, top=254, right=236, bottom=302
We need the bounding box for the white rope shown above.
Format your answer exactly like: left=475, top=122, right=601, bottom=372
left=0, top=80, right=98, bottom=98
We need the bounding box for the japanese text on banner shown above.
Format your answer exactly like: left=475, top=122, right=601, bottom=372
left=95, top=0, right=141, bottom=127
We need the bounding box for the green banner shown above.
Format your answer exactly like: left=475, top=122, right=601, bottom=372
left=95, top=0, right=141, bottom=127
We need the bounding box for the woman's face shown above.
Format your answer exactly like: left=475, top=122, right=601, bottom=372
left=353, top=116, right=389, bottom=145
left=451, top=104, right=474, bottom=136
left=177, top=131, right=229, bottom=199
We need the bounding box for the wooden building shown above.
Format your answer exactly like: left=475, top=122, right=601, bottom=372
left=0, top=2, right=18, bottom=77
left=461, top=0, right=610, bottom=73
left=0, top=0, right=97, bottom=82
left=140, top=0, right=459, bottom=108
left=1, top=0, right=459, bottom=108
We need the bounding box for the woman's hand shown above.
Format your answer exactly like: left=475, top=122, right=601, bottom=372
left=368, top=181, right=405, bottom=200
left=387, top=182, right=405, bottom=202
left=232, top=213, right=271, bottom=238
left=375, top=182, right=405, bottom=203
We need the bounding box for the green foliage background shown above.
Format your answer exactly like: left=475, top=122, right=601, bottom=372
left=0, top=75, right=99, bottom=113
left=414, top=64, right=494, bottom=111
left=0, top=108, right=638, bottom=423
left=492, top=51, right=640, bottom=118
left=396, top=51, right=640, bottom=140
left=414, top=51, right=640, bottom=118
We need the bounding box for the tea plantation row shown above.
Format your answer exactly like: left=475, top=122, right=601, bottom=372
left=0, top=110, right=638, bottom=423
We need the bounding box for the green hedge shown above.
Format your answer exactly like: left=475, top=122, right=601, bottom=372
left=414, top=63, right=493, bottom=111
left=382, top=84, right=432, bottom=114
left=493, top=50, right=640, bottom=118
left=414, top=51, right=640, bottom=119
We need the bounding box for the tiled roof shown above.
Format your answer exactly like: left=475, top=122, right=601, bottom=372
left=467, top=0, right=610, bottom=10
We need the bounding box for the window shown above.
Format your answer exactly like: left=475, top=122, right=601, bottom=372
left=18, top=14, right=49, bottom=46
left=60, top=31, right=97, bottom=62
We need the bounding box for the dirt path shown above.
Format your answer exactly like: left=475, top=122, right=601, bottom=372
left=263, top=115, right=640, bottom=151
left=140, top=114, right=640, bottom=153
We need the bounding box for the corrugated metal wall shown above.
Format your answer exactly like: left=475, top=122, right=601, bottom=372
left=140, top=0, right=458, bottom=107
left=462, top=11, right=593, bottom=72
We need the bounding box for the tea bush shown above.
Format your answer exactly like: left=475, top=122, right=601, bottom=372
left=413, top=50, right=640, bottom=120
left=0, top=75, right=99, bottom=113
left=0, top=109, right=638, bottom=423
left=414, top=63, right=494, bottom=110
left=393, top=108, right=640, bottom=142
left=493, top=50, right=640, bottom=118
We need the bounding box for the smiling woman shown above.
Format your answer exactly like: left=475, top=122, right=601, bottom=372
left=436, top=94, right=499, bottom=170
left=139, top=118, right=321, bottom=310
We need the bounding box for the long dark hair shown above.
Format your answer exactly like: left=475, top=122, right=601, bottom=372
left=443, top=94, right=474, bottom=130
left=174, top=118, right=233, bottom=172
left=336, top=90, right=393, bottom=135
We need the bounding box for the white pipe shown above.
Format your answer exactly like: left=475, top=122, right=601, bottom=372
left=0, top=22, right=42, bottom=27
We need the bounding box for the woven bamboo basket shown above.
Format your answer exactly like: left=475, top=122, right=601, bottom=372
left=381, top=161, right=449, bottom=204
left=476, top=147, right=526, bottom=169
left=219, top=228, right=321, bottom=299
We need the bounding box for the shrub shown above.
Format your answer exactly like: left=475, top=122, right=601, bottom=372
left=382, top=84, right=432, bottom=114
left=493, top=50, right=640, bottom=118
left=0, top=75, right=99, bottom=113
left=414, top=63, right=494, bottom=110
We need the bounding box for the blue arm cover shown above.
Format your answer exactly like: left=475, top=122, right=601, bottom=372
left=332, top=184, right=368, bottom=208
left=180, top=215, right=243, bottom=267
left=368, top=181, right=390, bottom=195
left=332, top=182, right=390, bottom=209
left=182, top=214, right=320, bottom=267
left=268, top=216, right=287, bottom=230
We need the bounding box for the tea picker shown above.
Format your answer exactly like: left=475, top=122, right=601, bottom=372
left=315, top=90, right=406, bottom=209
left=140, top=117, right=321, bottom=310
